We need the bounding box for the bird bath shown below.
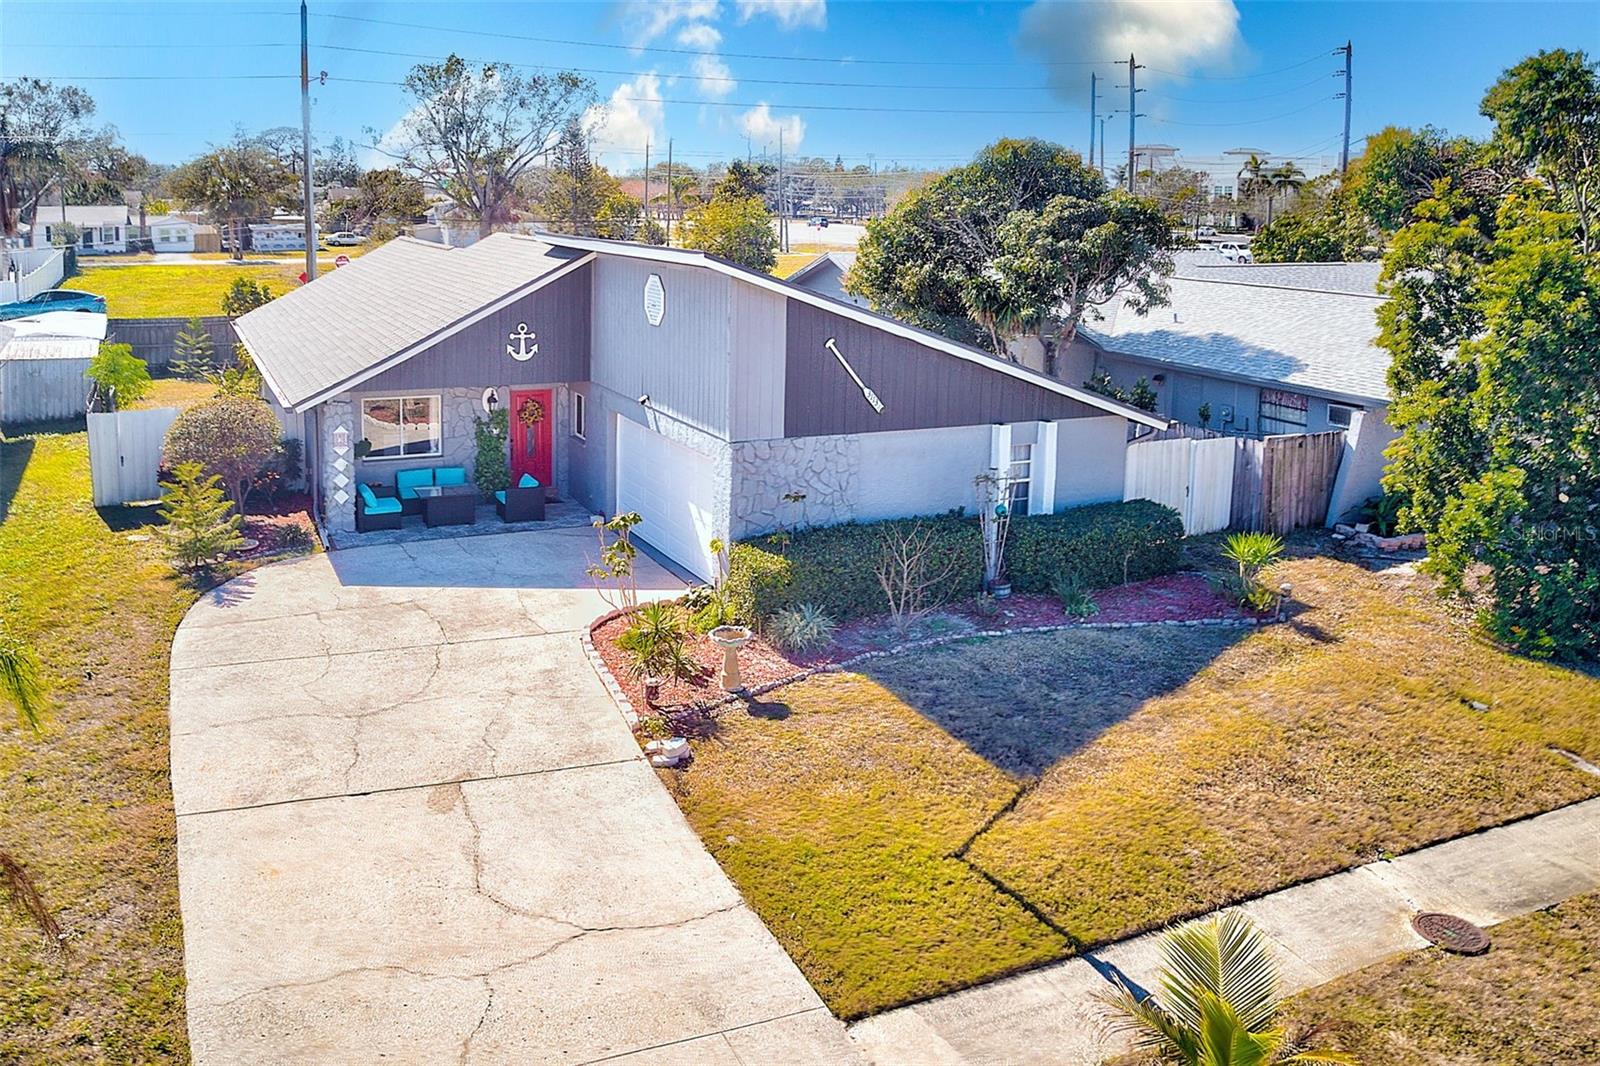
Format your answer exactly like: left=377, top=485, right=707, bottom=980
left=708, top=625, right=753, bottom=692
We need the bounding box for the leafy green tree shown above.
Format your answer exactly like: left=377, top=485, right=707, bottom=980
left=169, top=135, right=300, bottom=260
left=472, top=407, right=510, bottom=497
left=348, top=167, right=428, bottom=232
left=162, top=395, right=282, bottom=517
left=1251, top=179, right=1370, bottom=262
left=158, top=461, right=246, bottom=571
left=171, top=317, right=216, bottom=379
left=221, top=277, right=273, bottom=319
left=86, top=342, right=151, bottom=411
left=680, top=195, right=778, bottom=272
left=1380, top=50, right=1600, bottom=660
left=385, top=54, right=594, bottom=238
left=46, top=221, right=78, bottom=247
left=713, top=159, right=774, bottom=202
left=0, top=77, right=100, bottom=235
left=1100, top=912, right=1351, bottom=1065
left=1348, top=125, right=1493, bottom=233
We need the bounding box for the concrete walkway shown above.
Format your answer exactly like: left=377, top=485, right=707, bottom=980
left=849, top=797, right=1600, bottom=1064
left=169, top=527, right=859, bottom=1064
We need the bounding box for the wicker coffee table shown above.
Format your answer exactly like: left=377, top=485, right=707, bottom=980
left=414, top=484, right=477, bottom=527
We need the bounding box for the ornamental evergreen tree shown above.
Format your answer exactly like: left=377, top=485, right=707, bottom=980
left=158, top=461, right=245, bottom=571
left=170, top=316, right=216, bottom=380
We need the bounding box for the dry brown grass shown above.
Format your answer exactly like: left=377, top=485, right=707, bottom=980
left=664, top=550, right=1600, bottom=1018
left=1283, top=892, right=1600, bottom=1064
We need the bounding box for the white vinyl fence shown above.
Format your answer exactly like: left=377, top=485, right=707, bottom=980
left=0, top=248, right=66, bottom=303
left=88, top=407, right=178, bottom=507
left=1124, top=435, right=1237, bottom=535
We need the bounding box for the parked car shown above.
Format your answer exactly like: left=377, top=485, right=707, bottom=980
left=810, top=216, right=830, bottom=228
left=324, top=231, right=364, bottom=246
left=0, top=288, right=108, bottom=321
left=1216, top=241, right=1253, bottom=263
left=1195, top=225, right=1217, bottom=237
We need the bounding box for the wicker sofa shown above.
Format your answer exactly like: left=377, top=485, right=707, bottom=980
left=395, top=466, right=469, bottom=515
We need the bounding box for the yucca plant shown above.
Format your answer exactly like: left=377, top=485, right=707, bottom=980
left=1099, top=913, right=1350, bottom=1065
left=1218, top=531, right=1285, bottom=612
left=1051, top=569, right=1099, bottom=618
left=0, top=628, right=61, bottom=943
left=617, top=602, right=699, bottom=682
left=766, top=603, right=838, bottom=654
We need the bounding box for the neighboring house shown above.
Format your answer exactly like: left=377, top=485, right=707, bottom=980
left=786, top=252, right=867, bottom=308
left=234, top=233, right=1166, bottom=577
left=0, top=317, right=103, bottom=429
left=249, top=221, right=320, bottom=252
left=1071, top=259, right=1396, bottom=522
left=146, top=215, right=199, bottom=253
left=33, top=205, right=132, bottom=254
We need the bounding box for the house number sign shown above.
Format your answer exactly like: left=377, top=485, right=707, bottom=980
left=643, top=273, right=665, bottom=326
left=506, top=322, right=539, bottom=361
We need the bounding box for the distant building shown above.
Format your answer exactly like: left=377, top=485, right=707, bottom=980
left=250, top=220, right=321, bottom=252
left=32, top=205, right=131, bottom=254
left=1133, top=146, right=1338, bottom=229
left=147, top=215, right=200, bottom=253
left=786, top=252, right=867, bottom=307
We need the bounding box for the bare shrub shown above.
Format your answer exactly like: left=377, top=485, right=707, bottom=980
left=875, top=522, right=962, bottom=634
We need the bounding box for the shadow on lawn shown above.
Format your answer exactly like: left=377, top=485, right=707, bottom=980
left=859, top=624, right=1254, bottom=779
left=0, top=436, right=32, bottom=522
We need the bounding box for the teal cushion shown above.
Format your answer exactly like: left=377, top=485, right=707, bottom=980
left=493, top=490, right=507, bottom=505
left=517, top=473, right=539, bottom=488
left=358, top=484, right=380, bottom=508
left=396, top=468, right=432, bottom=499
left=365, top=495, right=402, bottom=515
left=435, top=467, right=467, bottom=487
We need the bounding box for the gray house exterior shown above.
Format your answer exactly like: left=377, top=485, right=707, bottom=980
left=236, top=233, right=1164, bottom=579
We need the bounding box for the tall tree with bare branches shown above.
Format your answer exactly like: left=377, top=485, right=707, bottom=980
left=380, top=55, right=594, bottom=238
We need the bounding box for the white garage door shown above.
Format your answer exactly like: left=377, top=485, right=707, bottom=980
left=615, top=417, right=720, bottom=581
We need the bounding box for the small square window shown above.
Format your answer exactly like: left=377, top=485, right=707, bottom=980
left=572, top=391, right=587, bottom=440
left=1327, top=403, right=1359, bottom=429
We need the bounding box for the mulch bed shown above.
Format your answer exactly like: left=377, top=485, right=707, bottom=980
left=238, top=492, right=316, bottom=560
left=593, top=572, right=1255, bottom=719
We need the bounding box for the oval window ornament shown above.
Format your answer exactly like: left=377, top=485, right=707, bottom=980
left=644, top=273, right=665, bottom=327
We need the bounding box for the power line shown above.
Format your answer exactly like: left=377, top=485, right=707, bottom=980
left=1143, top=72, right=1333, bottom=105
left=1145, top=97, right=1338, bottom=128
left=313, top=11, right=1122, bottom=69
left=1143, top=51, right=1329, bottom=81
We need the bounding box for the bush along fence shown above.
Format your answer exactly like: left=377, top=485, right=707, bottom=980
left=107, top=316, right=238, bottom=369
left=727, top=499, right=1185, bottom=625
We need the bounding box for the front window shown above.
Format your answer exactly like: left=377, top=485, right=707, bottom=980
left=1008, top=443, right=1033, bottom=517
left=361, top=395, right=442, bottom=459
left=1259, top=388, right=1309, bottom=436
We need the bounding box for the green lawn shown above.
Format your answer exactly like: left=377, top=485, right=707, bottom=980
left=664, top=550, right=1600, bottom=1019
left=71, top=261, right=350, bottom=318
left=1282, top=892, right=1600, bottom=1064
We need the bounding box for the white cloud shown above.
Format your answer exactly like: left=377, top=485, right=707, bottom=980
left=675, top=23, right=723, bottom=50
left=1018, top=0, right=1242, bottom=97
left=691, top=53, right=737, bottom=98
left=584, top=73, right=665, bottom=164
left=738, top=103, right=805, bottom=150
left=736, top=0, right=826, bottom=30
left=619, top=0, right=721, bottom=46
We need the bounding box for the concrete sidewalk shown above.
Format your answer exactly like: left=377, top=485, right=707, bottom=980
left=849, top=797, right=1600, bottom=1064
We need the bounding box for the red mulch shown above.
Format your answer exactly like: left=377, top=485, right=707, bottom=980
left=594, top=572, right=1254, bottom=719
left=238, top=492, right=316, bottom=559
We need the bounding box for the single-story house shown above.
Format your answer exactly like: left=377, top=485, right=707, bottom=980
left=786, top=251, right=867, bottom=308
left=235, top=233, right=1166, bottom=578
left=147, top=215, right=200, bottom=253
left=249, top=221, right=320, bottom=253
left=1068, top=259, right=1395, bottom=522
left=33, top=205, right=132, bottom=254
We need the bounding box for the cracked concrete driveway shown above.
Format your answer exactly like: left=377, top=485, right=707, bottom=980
left=170, top=526, right=858, bottom=1064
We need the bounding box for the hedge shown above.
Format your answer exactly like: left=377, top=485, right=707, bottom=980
left=727, top=499, right=1184, bottom=625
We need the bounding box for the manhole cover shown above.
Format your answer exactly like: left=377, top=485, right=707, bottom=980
left=1412, top=912, right=1490, bottom=955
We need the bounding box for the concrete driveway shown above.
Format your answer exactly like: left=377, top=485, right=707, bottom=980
left=170, top=525, right=857, bottom=1064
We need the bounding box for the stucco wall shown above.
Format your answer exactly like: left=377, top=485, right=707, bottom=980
left=1326, top=406, right=1399, bottom=524
left=1054, top=415, right=1131, bottom=506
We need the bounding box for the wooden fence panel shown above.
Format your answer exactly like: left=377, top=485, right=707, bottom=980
left=106, top=316, right=237, bottom=368
left=88, top=407, right=179, bottom=507
left=1259, top=431, right=1344, bottom=535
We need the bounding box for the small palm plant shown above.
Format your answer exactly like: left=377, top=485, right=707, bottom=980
left=1219, top=531, right=1285, bottom=613
left=1099, top=913, right=1350, bottom=1065
left=0, top=627, right=62, bottom=942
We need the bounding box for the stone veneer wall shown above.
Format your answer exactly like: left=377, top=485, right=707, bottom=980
left=319, top=397, right=356, bottom=533
left=730, top=434, right=861, bottom=539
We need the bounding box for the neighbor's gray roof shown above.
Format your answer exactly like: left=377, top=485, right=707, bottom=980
left=235, top=234, right=587, bottom=409
left=1082, top=276, right=1390, bottom=403
left=43, top=205, right=130, bottom=227
left=1173, top=252, right=1382, bottom=295
left=786, top=250, right=855, bottom=285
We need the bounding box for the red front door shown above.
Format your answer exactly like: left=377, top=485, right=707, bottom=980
left=509, top=388, right=554, bottom=493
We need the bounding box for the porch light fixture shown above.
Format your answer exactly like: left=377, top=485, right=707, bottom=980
left=481, top=387, right=500, bottom=415
left=638, top=394, right=651, bottom=406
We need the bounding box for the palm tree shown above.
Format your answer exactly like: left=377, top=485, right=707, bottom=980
left=1100, top=912, right=1351, bottom=1065
left=0, top=630, right=60, bottom=942
left=1266, top=163, right=1307, bottom=226
left=1236, top=154, right=1271, bottom=227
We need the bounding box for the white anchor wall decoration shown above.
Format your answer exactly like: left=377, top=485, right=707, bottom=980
left=506, top=322, right=539, bottom=361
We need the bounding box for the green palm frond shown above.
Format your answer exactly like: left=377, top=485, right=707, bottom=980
left=0, top=631, right=46, bottom=732
left=1097, top=978, right=1198, bottom=1061
left=1160, top=913, right=1280, bottom=1033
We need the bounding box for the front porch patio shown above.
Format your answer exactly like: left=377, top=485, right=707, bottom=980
left=327, top=497, right=593, bottom=549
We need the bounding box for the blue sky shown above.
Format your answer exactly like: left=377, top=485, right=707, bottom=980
left=3, top=0, right=1595, bottom=173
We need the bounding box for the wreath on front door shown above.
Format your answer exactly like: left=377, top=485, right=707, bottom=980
left=517, top=397, right=545, bottom=428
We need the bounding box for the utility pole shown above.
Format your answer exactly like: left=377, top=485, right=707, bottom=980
left=1126, top=53, right=1140, bottom=193
left=1338, top=40, right=1353, bottom=174
left=778, top=128, right=787, bottom=253
left=299, top=0, right=316, bottom=280
left=1089, top=73, right=1097, bottom=165
left=666, top=138, right=673, bottom=242
left=643, top=141, right=650, bottom=227
left=1099, top=116, right=1107, bottom=176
